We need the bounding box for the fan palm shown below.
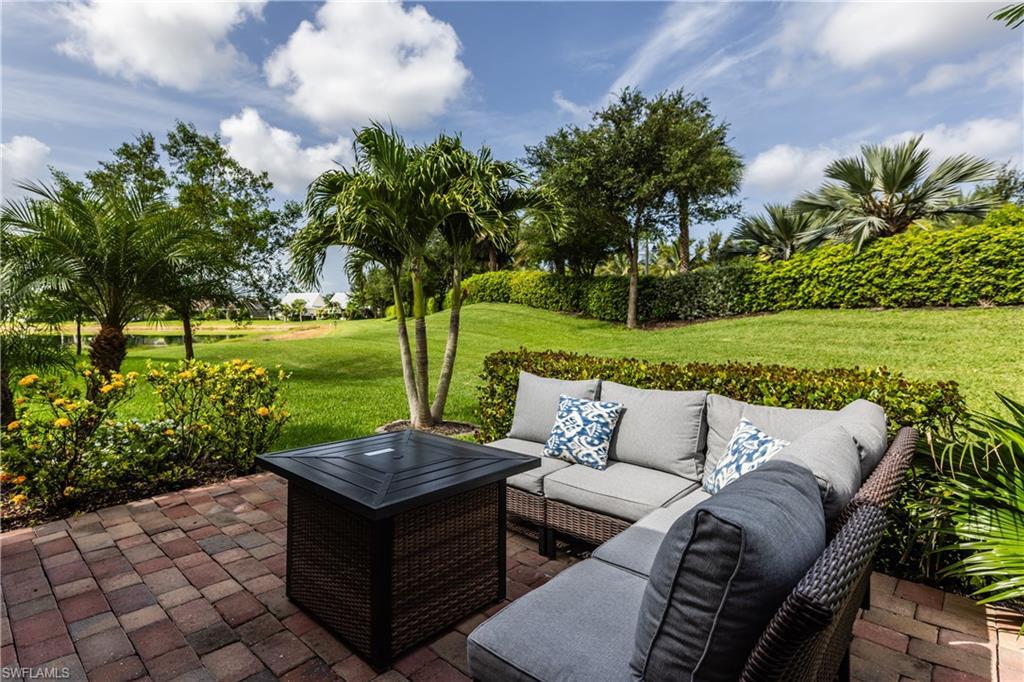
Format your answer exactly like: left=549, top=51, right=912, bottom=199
left=993, top=3, right=1024, bottom=28
left=2, top=181, right=199, bottom=380
left=796, top=137, right=997, bottom=251
left=729, top=204, right=823, bottom=261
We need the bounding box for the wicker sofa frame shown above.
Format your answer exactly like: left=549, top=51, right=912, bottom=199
left=505, top=426, right=919, bottom=559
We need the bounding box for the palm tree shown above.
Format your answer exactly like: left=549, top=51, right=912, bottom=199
left=2, top=181, right=198, bottom=380
left=796, top=137, right=997, bottom=250
left=729, top=204, right=824, bottom=261
left=993, top=3, right=1024, bottom=28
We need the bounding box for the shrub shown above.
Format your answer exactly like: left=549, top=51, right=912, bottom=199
left=148, top=359, right=290, bottom=473
left=1, top=370, right=144, bottom=510
left=456, top=222, right=1024, bottom=323
left=478, top=349, right=964, bottom=441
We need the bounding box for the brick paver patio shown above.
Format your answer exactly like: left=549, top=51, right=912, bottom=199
left=1, top=472, right=1020, bottom=681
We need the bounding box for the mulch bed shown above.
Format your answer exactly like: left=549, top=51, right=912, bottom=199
left=375, top=420, right=479, bottom=437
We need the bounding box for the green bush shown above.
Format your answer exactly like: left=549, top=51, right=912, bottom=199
left=477, top=348, right=966, bottom=587
left=457, top=222, right=1024, bottom=323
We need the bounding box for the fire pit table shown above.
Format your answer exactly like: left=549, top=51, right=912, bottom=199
left=256, top=429, right=539, bottom=669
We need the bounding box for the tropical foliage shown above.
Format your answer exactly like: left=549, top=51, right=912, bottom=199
left=918, top=394, right=1024, bottom=614
left=292, top=123, right=557, bottom=426
left=796, top=136, right=997, bottom=250
left=729, top=204, right=823, bottom=260
left=993, top=3, right=1024, bottom=28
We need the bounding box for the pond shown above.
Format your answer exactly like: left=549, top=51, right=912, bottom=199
left=42, top=333, right=246, bottom=348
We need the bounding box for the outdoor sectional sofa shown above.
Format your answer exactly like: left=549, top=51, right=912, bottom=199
left=468, top=372, right=920, bottom=681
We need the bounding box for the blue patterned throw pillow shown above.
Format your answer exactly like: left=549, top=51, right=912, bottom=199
left=543, top=394, right=624, bottom=470
left=704, top=419, right=790, bottom=494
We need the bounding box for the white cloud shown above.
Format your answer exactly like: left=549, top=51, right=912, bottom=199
left=744, top=144, right=841, bottom=197
left=552, top=91, right=591, bottom=122
left=609, top=2, right=732, bottom=94
left=814, top=2, right=1004, bottom=70
left=265, top=1, right=469, bottom=130
left=2, top=136, right=52, bottom=200
left=910, top=47, right=1021, bottom=95
left=885, top=117, right=1022, bottom=165
left=220, top=109, right=354, bottom=196
left=57, top=1, right=264, bottom=91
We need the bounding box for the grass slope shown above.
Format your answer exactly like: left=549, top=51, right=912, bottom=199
left=119, top=304, right=1024, bottom=450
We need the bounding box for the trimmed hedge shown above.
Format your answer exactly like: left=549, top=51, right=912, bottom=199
left=477, top=348, right=967, bottom=586
left=457, top=223, right=1024, bottom=323
left=477, top=348, right=964, bottom=442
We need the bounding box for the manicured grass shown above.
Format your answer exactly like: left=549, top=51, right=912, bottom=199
left=117, top=303, right=1024, bottom=451
left=56, top=319, right=325, bottom=336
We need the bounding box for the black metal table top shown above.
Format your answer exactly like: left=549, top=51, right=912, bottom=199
left=256, top=429, right=539, bottom=519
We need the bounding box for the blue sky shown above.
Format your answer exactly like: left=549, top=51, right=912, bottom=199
left=3, top=1, right=1022, bottom=292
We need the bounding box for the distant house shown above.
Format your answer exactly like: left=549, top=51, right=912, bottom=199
left=330, top=292, right=351, bottom=309
left=279, top=292, right=326, bottom=317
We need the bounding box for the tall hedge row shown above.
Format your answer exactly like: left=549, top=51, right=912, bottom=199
left=457, top=223, right=1024, bottom=323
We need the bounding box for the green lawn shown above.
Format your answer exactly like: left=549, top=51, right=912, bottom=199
left=117, top=304, right=1024, bottom=451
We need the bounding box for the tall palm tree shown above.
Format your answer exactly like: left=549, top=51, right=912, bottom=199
left=2, top=181, right=197, bottom=379
left=796, top=137, right=997, bottom=250
left=293, top=124, right=550, bottom=427
left=729, top=204, right=824, bottom=261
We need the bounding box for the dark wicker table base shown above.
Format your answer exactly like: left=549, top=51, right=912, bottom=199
left=286, top=481, right=505, bottom=669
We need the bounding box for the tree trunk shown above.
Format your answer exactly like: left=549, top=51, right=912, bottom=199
left=410, top=265, right=433, bottom=428
left=181, top=307, right=195, bottom=361
left=393, top=282, right=420, bottom=423
left=626, top=239, right=639, bottom=329
left=89, top=324, right=127, bottom=377
left=431, top=261, right=462, bottom=423
left=75, top=315, right=82, bottom=356
left=677, top=194, right=690, bottom=273
left=488, top=244, right=499, bottom=272
left=1, top=368, right=14, bottom=428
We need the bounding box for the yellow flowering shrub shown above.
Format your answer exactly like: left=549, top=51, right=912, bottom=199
left=147, top=359, right=290, bottom=472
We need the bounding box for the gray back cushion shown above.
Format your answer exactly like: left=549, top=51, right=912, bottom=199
left=602, top=381, right=708, bottom=481
left=836, top=400, right=888, bottom=480
left=507, top=371, right=601, bottom=443
left=775, top=422, right=862, bottom=522
left=631, top=461, right=825, bottom=682
left=704, top=394, right=837, bottom=482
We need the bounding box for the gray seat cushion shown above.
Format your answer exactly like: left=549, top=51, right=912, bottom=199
left=468, top=559, right=644, bottom=682
left=593, top=489, right=710, bottom=577
left=836, top=399, right=888, bottom=480
left=507, top=371, right=601, bottom=443
left=704, top=394, right=838, bottom=484
left=775, top=422, right=863, bottom=522
left=631, top=461, right=825, bottom=682
left=544, top=462, right=696, bottom=522
left=486, top=438, right=572, bottom=495
left=601, top=381, right=708, bottom=481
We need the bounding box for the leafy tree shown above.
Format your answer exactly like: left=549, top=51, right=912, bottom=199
left=983, top=164, right=1024, bottom=205
left=652, top=91, right=743, bottom=271
left=1, top=181, right=199, bottom=380
left=730, top=204, right=824, bottom=261
left=796, top=136, right=998, bottom=250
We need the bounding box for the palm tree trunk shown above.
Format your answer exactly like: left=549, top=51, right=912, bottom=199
left=488, top=244, right=499, bottom=271
left=181, top=307, right=195, bottom=361
left=75, top=315, right=82, bottom=356
left=393, top=282, right=420, bottom=423
left=431, top=262, right=462, bottom=423
left=410, top=265, right=433, bottom=427
left=626, top=237, right=639, bottom=329
left=1, top=368, right=14, bottom=428
left=89, top=323, right=127, bottom=377
left=677, top=194, right=690, bottom=273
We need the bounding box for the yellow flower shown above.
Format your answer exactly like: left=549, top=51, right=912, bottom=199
left=256, top=407, right=270, bottom=417
left=110, top=381, right=125, bottom=390
left=126, top=371, right=139, bottom=380
left=177, top=370, right=194, bottom=380
left=149, top=369, right=162, bottom=378
left=11, top=494, right=27, bottom=506
left=83, top=369, right=92, bottom=378
left=14, top=397, right=27, bottom=406
left=254, top=367, right=266, bottom=377
left=18, top=374, right=38, bottom=387
left=53, top=417, right=72, bottom=429
left=99, top=384, right=115, bottom=394
left=13, top=475, right=26, bottom=485
left=111, top=373, right=123, bottom=381
left=231, top=358, right=242, bottom=366
left=62, top=487, right=75, bottom=497
left=6, top=421, right=20, bottom=431
left=163, top=428, right=175, bottom=436
left=0, top=472, right=9, bottom=482
left=65, top=402, right=78, bottom=412
left=52, top=398, right=66, bottom=407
